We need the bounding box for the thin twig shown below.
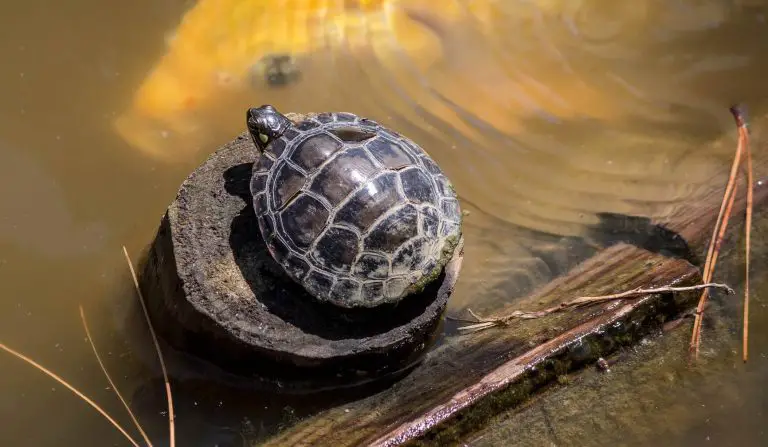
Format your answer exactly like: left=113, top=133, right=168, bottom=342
left=690, top=107, right=747, bottom=359
left=79, top=305, right=153, bottom=447
left=451, top=283, right=734, bottom=333
left=568, top=283, right=733, bottom=304
left=0, top=342, right=141, bottom=447
left=122, top=246, right=175, bottom=447
left=691, top=178, right=739, bottom=355
left=736, top=106, right=753, bottom=363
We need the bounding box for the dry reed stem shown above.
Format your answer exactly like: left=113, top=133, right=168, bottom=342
left=122, top=246, right=175, bottom=447
left=739, top=109, right=753, bottom=363
left=79, top=305, right=153, bottom=447
left=0, top=342, right=141, bottom=447
left=451, top=283, right=734, bottom=333
left=689, top=107, right=748, bottom=359
left=690, top=179, right=739, bottom=354
left=689, top=106, right=754, bottom=361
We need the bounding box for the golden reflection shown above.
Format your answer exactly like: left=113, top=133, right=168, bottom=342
left=112, top=0, right=634, bottom=160
left=113, top=0, right=760, bottom=247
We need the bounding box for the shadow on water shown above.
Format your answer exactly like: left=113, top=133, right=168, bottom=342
left=587, top=212, right=701, bottom=267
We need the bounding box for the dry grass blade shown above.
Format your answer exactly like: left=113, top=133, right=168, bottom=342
left=122, top=246, right=176, bottom=447
left=451, top=283, right=734, bottom=333
left=0, top=342, right=141, bottom=447
left=79, top=305, right=153, bottom=447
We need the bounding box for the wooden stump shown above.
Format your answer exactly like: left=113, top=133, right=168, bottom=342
left=138, top=131, right=464, bottom=392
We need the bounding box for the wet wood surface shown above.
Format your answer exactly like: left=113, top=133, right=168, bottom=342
left=257, top=115, right=768, bottom=446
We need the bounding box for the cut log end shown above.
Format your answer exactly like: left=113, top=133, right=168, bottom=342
left=137, top=131, right=464, bottom=392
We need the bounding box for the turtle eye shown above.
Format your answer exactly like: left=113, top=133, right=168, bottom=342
left=259, top=133, right=269, bottom=144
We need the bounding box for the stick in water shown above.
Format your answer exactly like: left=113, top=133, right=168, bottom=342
left=79, top=305, right=153, bottom=447
left=452, top=283, right=734, bottom=333
left=690, top=106, right=749, bottom=360
left=0, top=342, right=141, bottom=447
left=122, top=246, right=175, bottom=447
left=733, top=106, right=753, bottom=363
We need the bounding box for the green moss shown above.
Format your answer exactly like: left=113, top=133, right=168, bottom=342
left=404, top=221, right=463, bottom=297
left=405, top=182, right=465, bottom=295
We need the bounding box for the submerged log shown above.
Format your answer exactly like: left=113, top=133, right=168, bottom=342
left=260, top=118, right=768, bottom=445
left=137, top=118, right=465, bottom=392
left=263, top=245, right=702, bottom=446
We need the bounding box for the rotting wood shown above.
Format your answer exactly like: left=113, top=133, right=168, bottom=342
left=260, top=117, right=768, bottom=447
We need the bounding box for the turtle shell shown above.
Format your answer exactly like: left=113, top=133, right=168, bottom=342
left=250, top=112, right=462, bottom=308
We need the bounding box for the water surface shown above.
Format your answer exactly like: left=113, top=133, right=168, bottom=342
left=1, top=1, right=768, bottom=445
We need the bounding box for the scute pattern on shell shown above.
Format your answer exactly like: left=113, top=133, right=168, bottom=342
left=251, top=112, right=462, bottom=308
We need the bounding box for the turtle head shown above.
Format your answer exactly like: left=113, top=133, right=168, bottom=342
left=246, top=105, right=291, bottom=152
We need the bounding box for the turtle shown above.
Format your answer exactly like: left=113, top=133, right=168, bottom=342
left=246, top=104, right=462, bottom=308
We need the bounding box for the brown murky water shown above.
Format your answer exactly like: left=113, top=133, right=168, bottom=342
left=2, top=0, right=768, bottom=446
